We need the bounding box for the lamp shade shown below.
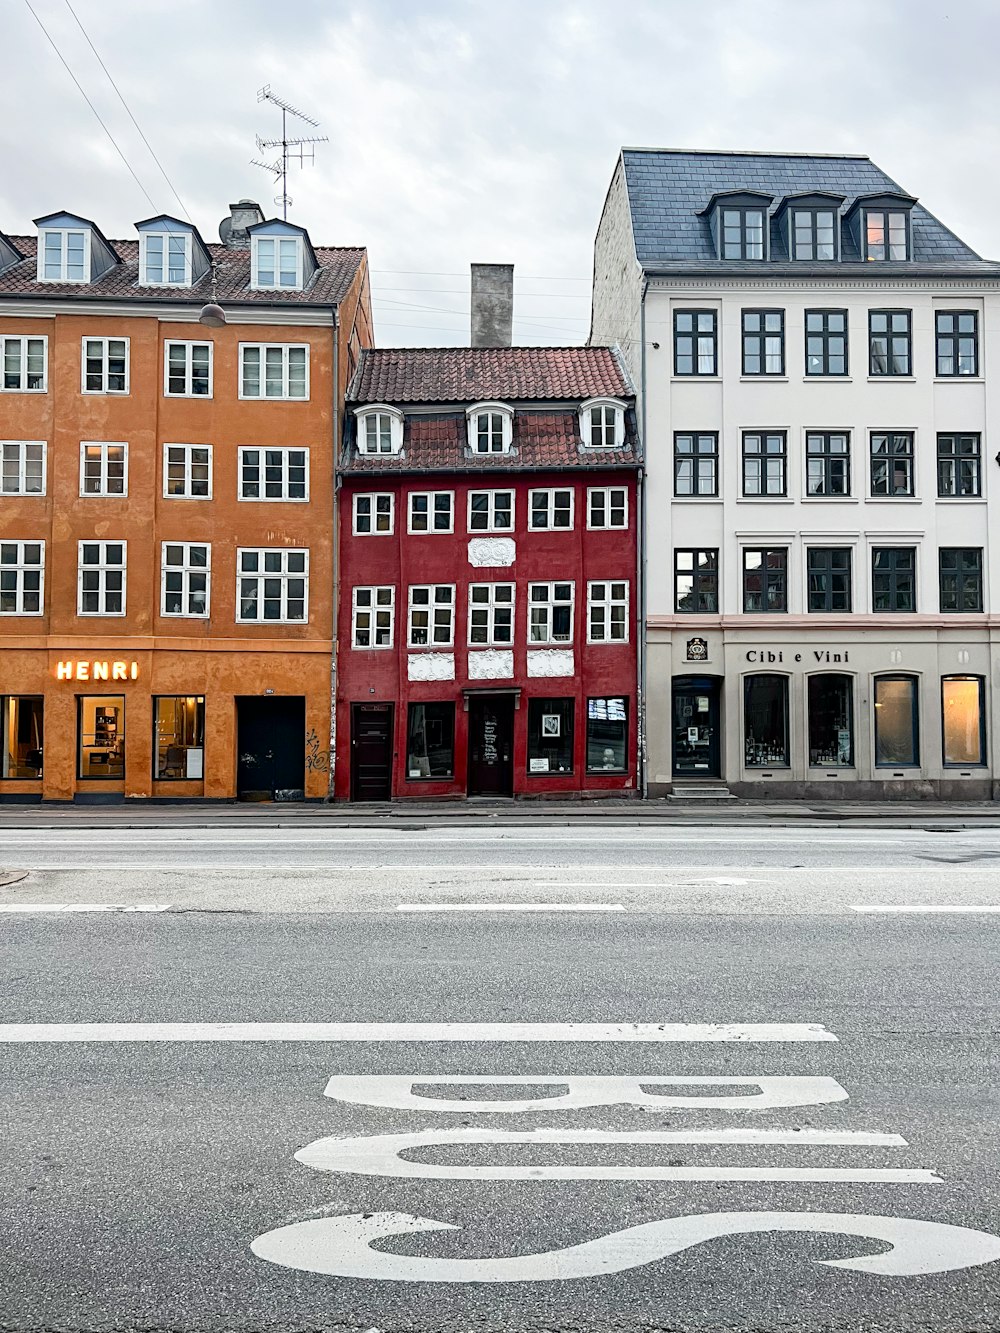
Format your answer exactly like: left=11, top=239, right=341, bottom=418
left=198, top=302, right=227, bottom=328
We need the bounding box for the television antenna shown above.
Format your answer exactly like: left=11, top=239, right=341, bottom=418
left=251, top=85, right=328, bottom=220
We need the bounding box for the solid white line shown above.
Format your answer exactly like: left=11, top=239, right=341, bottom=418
left=852, top=904, right=1000, bottom=913
left=534, top=879, right=750, bottom=888
left=396, top=903, right=624, bottom=912
left=0, top=903, right=171, bottom=913
left=0, top=1021, right=838, bottom=1043
left=0, top=835, right=906, bottom=845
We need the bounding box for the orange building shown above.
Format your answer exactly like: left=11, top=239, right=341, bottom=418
left=0, top=201, right=371, bottom=802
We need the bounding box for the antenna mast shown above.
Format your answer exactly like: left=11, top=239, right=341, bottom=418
left=252, top=84, right=328, bottom=220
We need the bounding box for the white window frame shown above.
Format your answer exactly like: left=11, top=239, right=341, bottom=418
left=587, top=486, right=628, bottom=530
left=238, top=343, right=310, bottom=401
left=77, top=540, right=126, bottom=617
left=236, top=548, right=309, bottom=624
left=355, top=405, right=404, bottom=455
left=160, top=542, right=210, bottom=618
left=37, top=228, right=91, bottom=283
left=467, top=488, right=514, bottom=532
left=163, top=340, right=213, bottom=397
left=1, top=335, right=48, bottom=393
left=408, top=491, right=454, bottom=534
left=79, top=441, right=128, bottom=498
left=528, top=488, right=575, bottom=531
left=352, top=491, right=395, bottom=535
left=237, top=447, right=310, bottom=503
left=81, top=337, right=130, bottom=395
left=251, top=235, right=304, bottom=291
left=163, top=443, right=213, bottom=500
left=579, top=397, right=626, bottom=449
left=140, top=231, right=193, bottom=287
left=468, top=582, right=515, bottom=646
left=528, top=581, right=575, bottom=644
left=466, top=401, right=514, bottom=454
left=407, top=584, right=455, bottom=648
left=587, top=580, right=630, bottom=643
left=0, top=440, right=46, bottom=496
left=0, top=540, right=45, bottom=616
left=352, top=585, right=395, bottom=649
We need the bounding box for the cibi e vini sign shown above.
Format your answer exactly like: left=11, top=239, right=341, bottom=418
left=54, top=660, right=140, bottom=682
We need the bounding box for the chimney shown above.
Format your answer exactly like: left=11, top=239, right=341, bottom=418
left=470, top=263, right=514, bottom=348
left=219, top=199, right=266, bottom=248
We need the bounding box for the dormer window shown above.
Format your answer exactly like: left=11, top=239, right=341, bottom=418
left=864, top=209, right=909, bottom=261
left=141, top=232, right=190, bottom=286
left=39, top=228, right=88, bottom=282
left=355, top=405, right=404, bottom=455
left=467, top=403, right=513, bottom=455
left=580, top=398, right=626, bottom=449
left=253, top=236, right=302, bottom=290
left=792, top=209, right=837, bottom=260
left=721, top=207, right=765, bottom=260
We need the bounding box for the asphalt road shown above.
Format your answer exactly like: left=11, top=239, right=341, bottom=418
left=1, top=819, right=999, bottom=1332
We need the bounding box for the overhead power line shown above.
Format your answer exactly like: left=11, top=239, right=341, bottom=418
left=372, top=269, right=591, bottom=282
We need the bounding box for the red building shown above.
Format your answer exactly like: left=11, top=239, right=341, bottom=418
left=334, top=346, right=640, bottom=801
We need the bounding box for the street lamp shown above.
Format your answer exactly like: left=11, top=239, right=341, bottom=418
left=198, top=262, right=227, bottom=328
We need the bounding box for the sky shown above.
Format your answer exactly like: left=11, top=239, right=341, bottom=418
left=3, top=0, right=999, bottom=347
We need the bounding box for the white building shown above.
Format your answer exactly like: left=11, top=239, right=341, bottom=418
left=591, top=149, right=1000, bottom=799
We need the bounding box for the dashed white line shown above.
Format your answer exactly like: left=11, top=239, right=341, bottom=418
left=852, top=904, right=1000, bottom=913
left=0, top=903, right=171, bottom=913
left=396, top=903, right=624, bottom=912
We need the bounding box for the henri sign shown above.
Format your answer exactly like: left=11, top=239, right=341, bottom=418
left=55, top=660, right=140, bottom=682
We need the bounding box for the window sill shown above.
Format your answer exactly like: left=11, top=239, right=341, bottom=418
left=0, top=388, right=47, bottom=395
left=739, top=376, right=788, bottom=383
left=670, top=376, right=721, bottom=384
left=802, top=376, right=852, bottom=383
left=801, top=497, right=860, bottom=503
left=935, top=497, right=986, bottom=504
left=867, top=376, right=916, bottom=383
left=164, top=494, right=212, bottom=501
left=807, top=767, right=857, bottom=773
left=527, top=770, right=575, bottom=779
left=866, top=495, right=921, bottom=502
left=672, top=496, right=722, bottom=503
left=164, top=393, right=215, bottom=401
left=736, top=497, right=794, bottom=503
left=933, top=378, right=984, bottom=384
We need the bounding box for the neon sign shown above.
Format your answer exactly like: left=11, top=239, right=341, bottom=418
left=55, top=661, right=140, bottom=682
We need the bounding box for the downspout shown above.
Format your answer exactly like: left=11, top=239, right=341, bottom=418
left=638, top=278, right=649, bottom=800
left=328, top=305, right=340, bottom=801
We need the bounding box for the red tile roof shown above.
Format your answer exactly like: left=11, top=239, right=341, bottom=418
left=348, top=346, right=633, bottom=404
left=0, top=236, right=366, bottom=306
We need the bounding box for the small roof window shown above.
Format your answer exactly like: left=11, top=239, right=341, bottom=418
left=466, top=402, right=513, bottom=455
left=355, top=404, right=404, bottom=455
left=135, top=216, right=211, bottom=288
left=34, top=212, right=119, bottom=284
left=580, top=397, right=626, bottom=448
left=249, top=220, right=317, bottom=292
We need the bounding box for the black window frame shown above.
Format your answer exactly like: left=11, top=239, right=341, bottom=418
left=742, top=548, right=787, bottom=613
left=405, top=701, right=456, bottom=781
left=869, top=431, right=915, bottom=498
left=805, top=309, right=849, bottom=376
left=807, top=673, right=855, bottom=768
left=937, top=433, right=982, bottom=497
left=673, top=432, right=719, bottom=497
left=741, top=431, right=787, bottom=497
left=807, top=547, right=852, bottom=613
left=527, top=697, right=575, bottom=777
left=741, top=309, right=785, bottom=376
left=872, top=546, right=916, bottom=613
left=863, top=208, right=910, bottom=262
left=790, top=207, right=837, bottom=261
left=743, top=673, right=790, bottom=768
left=941, top=676, right=986, bottom=768
left=0, top=694, right=43, bottom=779
left=806, top=431, right=851, bottom=497
left=674, top=549, right=719, bottom=614
left=939, top=548, right=984, bottom=613
left=585, top=696, right=629, bottom=775
left=935, top=310, right=979, bottom=377
left=873, top=674, right=920, bottom=768
left=869, top=309, right=912, bottom=376
left=719, top=205, right=766, bottom=260
left=673, top=309, right=718, bottom=377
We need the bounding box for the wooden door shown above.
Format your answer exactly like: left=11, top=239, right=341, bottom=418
left=467, top=695, right=514, bottom=796
left=350, top=703, right=393, bottom=801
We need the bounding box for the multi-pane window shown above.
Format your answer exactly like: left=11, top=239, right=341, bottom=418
left=161, top=543, right=210, bottom=617
left=673, top=310, right=717, bottom=376
left=408, top=585, right=454, bottom=647
left=584, top=403, right=621, bottom=448
left=240, top=344, right=309, bottom=399
left=807, top=547, right=851, bottom=612
left=936, top=311, right=979, bottom=377
left=408, top=491, right=453, bottom=533
left=870, top=432, right=914, bottom=497
left=142, top=233, right=189, bottom=285
left=586, top=697, right=628, bottom=773
left=359, top=411, right=396, bottom=454
left=1, top=441, right=45, bottom=495
left=80, top=442, right=127, bottom=497
left=352, top=492, right=394, bottom=535
left=806, top=432, right=850, bottom=496
left=587, top=581, right=629, bottom=642
left=0, top=542, right=44, bottom=615
left=78, top=541, right=126, bottom=616
left=939, top=548, right=984, bottom=613
left=742, top=432, right=786, bottom=497
left=742, top=549, right=787, bottom=613
left=254, top=237, right=300, bottom=289
left=468, top=489, right=513, bottom=532
left=473, top=411, right=508, bottom=453
left=40, top=229, right=87, bottom=281
left=529, top=489, right=574, bottom=530
left=741, top=310, right=784, bottom=375
left=468, top=583, right=514, bottom=645
left=864, top=210, right=909, bottom=261
left=673, top=433, right=718, bottom=497
left=163, top=444, right=211, bottom=499
left=942, top=678, right=985, bottom=766
left=528, top=582, right=574, bottom=643
left=2, top=336, right=46, bottom=391
left=587, top=487, right=627, bottom=529
left=872, top=547, right=916, bottom=613
left=239, top=448, right=308, bottom=501
left=352, top=586, right=394, bottom=648
left=874, top=676, right=919, bottom=766
left=721, top=207, right=765, bottom=259
left=805, top=310, right=848, bottom=375
left=869, top=311, right=911, bottom=375
left=791, top=209, right=836, bottom=260
left=937, top=433, right=981, bottom=497
left=237, top=549, right=308, bottom=623
left=674, top=550, right=719, bottom=613
left=82, top=338, right=129, bottom=394
left=164, top=341, right=212, bottom=397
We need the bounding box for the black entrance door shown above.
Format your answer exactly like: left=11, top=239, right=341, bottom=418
left=350, top=703, right=393, bottom=801
left=236, top=696, right=306, bottom=800
left=467, top=695, right=514, bottom=796
left=672, top=677, right=721, bottom=778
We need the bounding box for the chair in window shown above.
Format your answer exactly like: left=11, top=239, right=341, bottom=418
left=162, top=745, right=186, bottom=778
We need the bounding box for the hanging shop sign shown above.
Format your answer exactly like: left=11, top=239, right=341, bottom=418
left=54, top=660, right=140, bottom=682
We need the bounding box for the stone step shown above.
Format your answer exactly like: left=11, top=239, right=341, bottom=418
left=668, top=783, right=738, bottom=801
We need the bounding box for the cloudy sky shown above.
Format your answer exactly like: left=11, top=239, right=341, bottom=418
left=3, top=0, right=999, bottom=345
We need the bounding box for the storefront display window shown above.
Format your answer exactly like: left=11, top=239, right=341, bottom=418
left=527, top=698, right=574, bottom=775
left=586, top=697, right=628, bottom=773
left=807, top=675, right=854, bottom=766
left=1, top=696, right=43, bottom=778
left=744, top=674, right=789, bottom=767
left=78, top=695, right=125, bottom=779
left=154, top=696, right=205, bottom=779
left=874, top=675, right=919, bottom=766
left=406, top=702, right=455, bottom=780
left=942, top=677, right=985, bottom=766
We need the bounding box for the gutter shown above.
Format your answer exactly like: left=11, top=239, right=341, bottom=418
left=328, top=305, right=340, bottom=801
left=638, top=278, right=649, bottom=800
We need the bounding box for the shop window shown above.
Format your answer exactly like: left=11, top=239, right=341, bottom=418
left=78, top=695, right=124, bottom=779
left=873, top=675, right=919, bottom=767
left=1, top=696, right=43, bottom=778
left=154, top=696, right=205, bottom=780
left=941, top=677, right=985, bottom=767
left=586, top=697, right=628, bottom=774
left=807, top=674, right=854, bottom=767
left=406, top=702, right=455, bottom=780
left=527, top=698, right=574, bottom=775
left=744, top=674, right=789, bottom=767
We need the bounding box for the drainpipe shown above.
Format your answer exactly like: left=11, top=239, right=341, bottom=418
left=638, top=278, right=649, bottom=799
left=328, top=305, right=340, bottom=801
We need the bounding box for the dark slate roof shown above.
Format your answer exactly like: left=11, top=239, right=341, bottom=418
left=621, top=149, right=1000, bottom=276
left=348, top=346, right=633, bottom=405
left=0, top=236, right=366, bottom=305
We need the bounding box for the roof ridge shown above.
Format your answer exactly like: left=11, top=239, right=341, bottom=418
left=621, top=146, right=873, bottom=161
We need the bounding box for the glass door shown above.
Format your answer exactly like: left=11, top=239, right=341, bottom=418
left=672, top=678, right=720, bottom=777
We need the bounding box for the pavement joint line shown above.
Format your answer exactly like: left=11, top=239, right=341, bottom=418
left=0, top=903, right=171, bottom=913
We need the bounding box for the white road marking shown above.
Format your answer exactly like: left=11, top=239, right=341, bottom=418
left=852, top=904, right=1000, bottom=913
left=0, top=903, right=171, bottom=913
left=535, top=878, right=750, bottom=887
left=0, top=1021, right=838, bottom=1043
left=0, top=834, right=906, bottom=845
left=396, top=903, right=624, bottom=912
